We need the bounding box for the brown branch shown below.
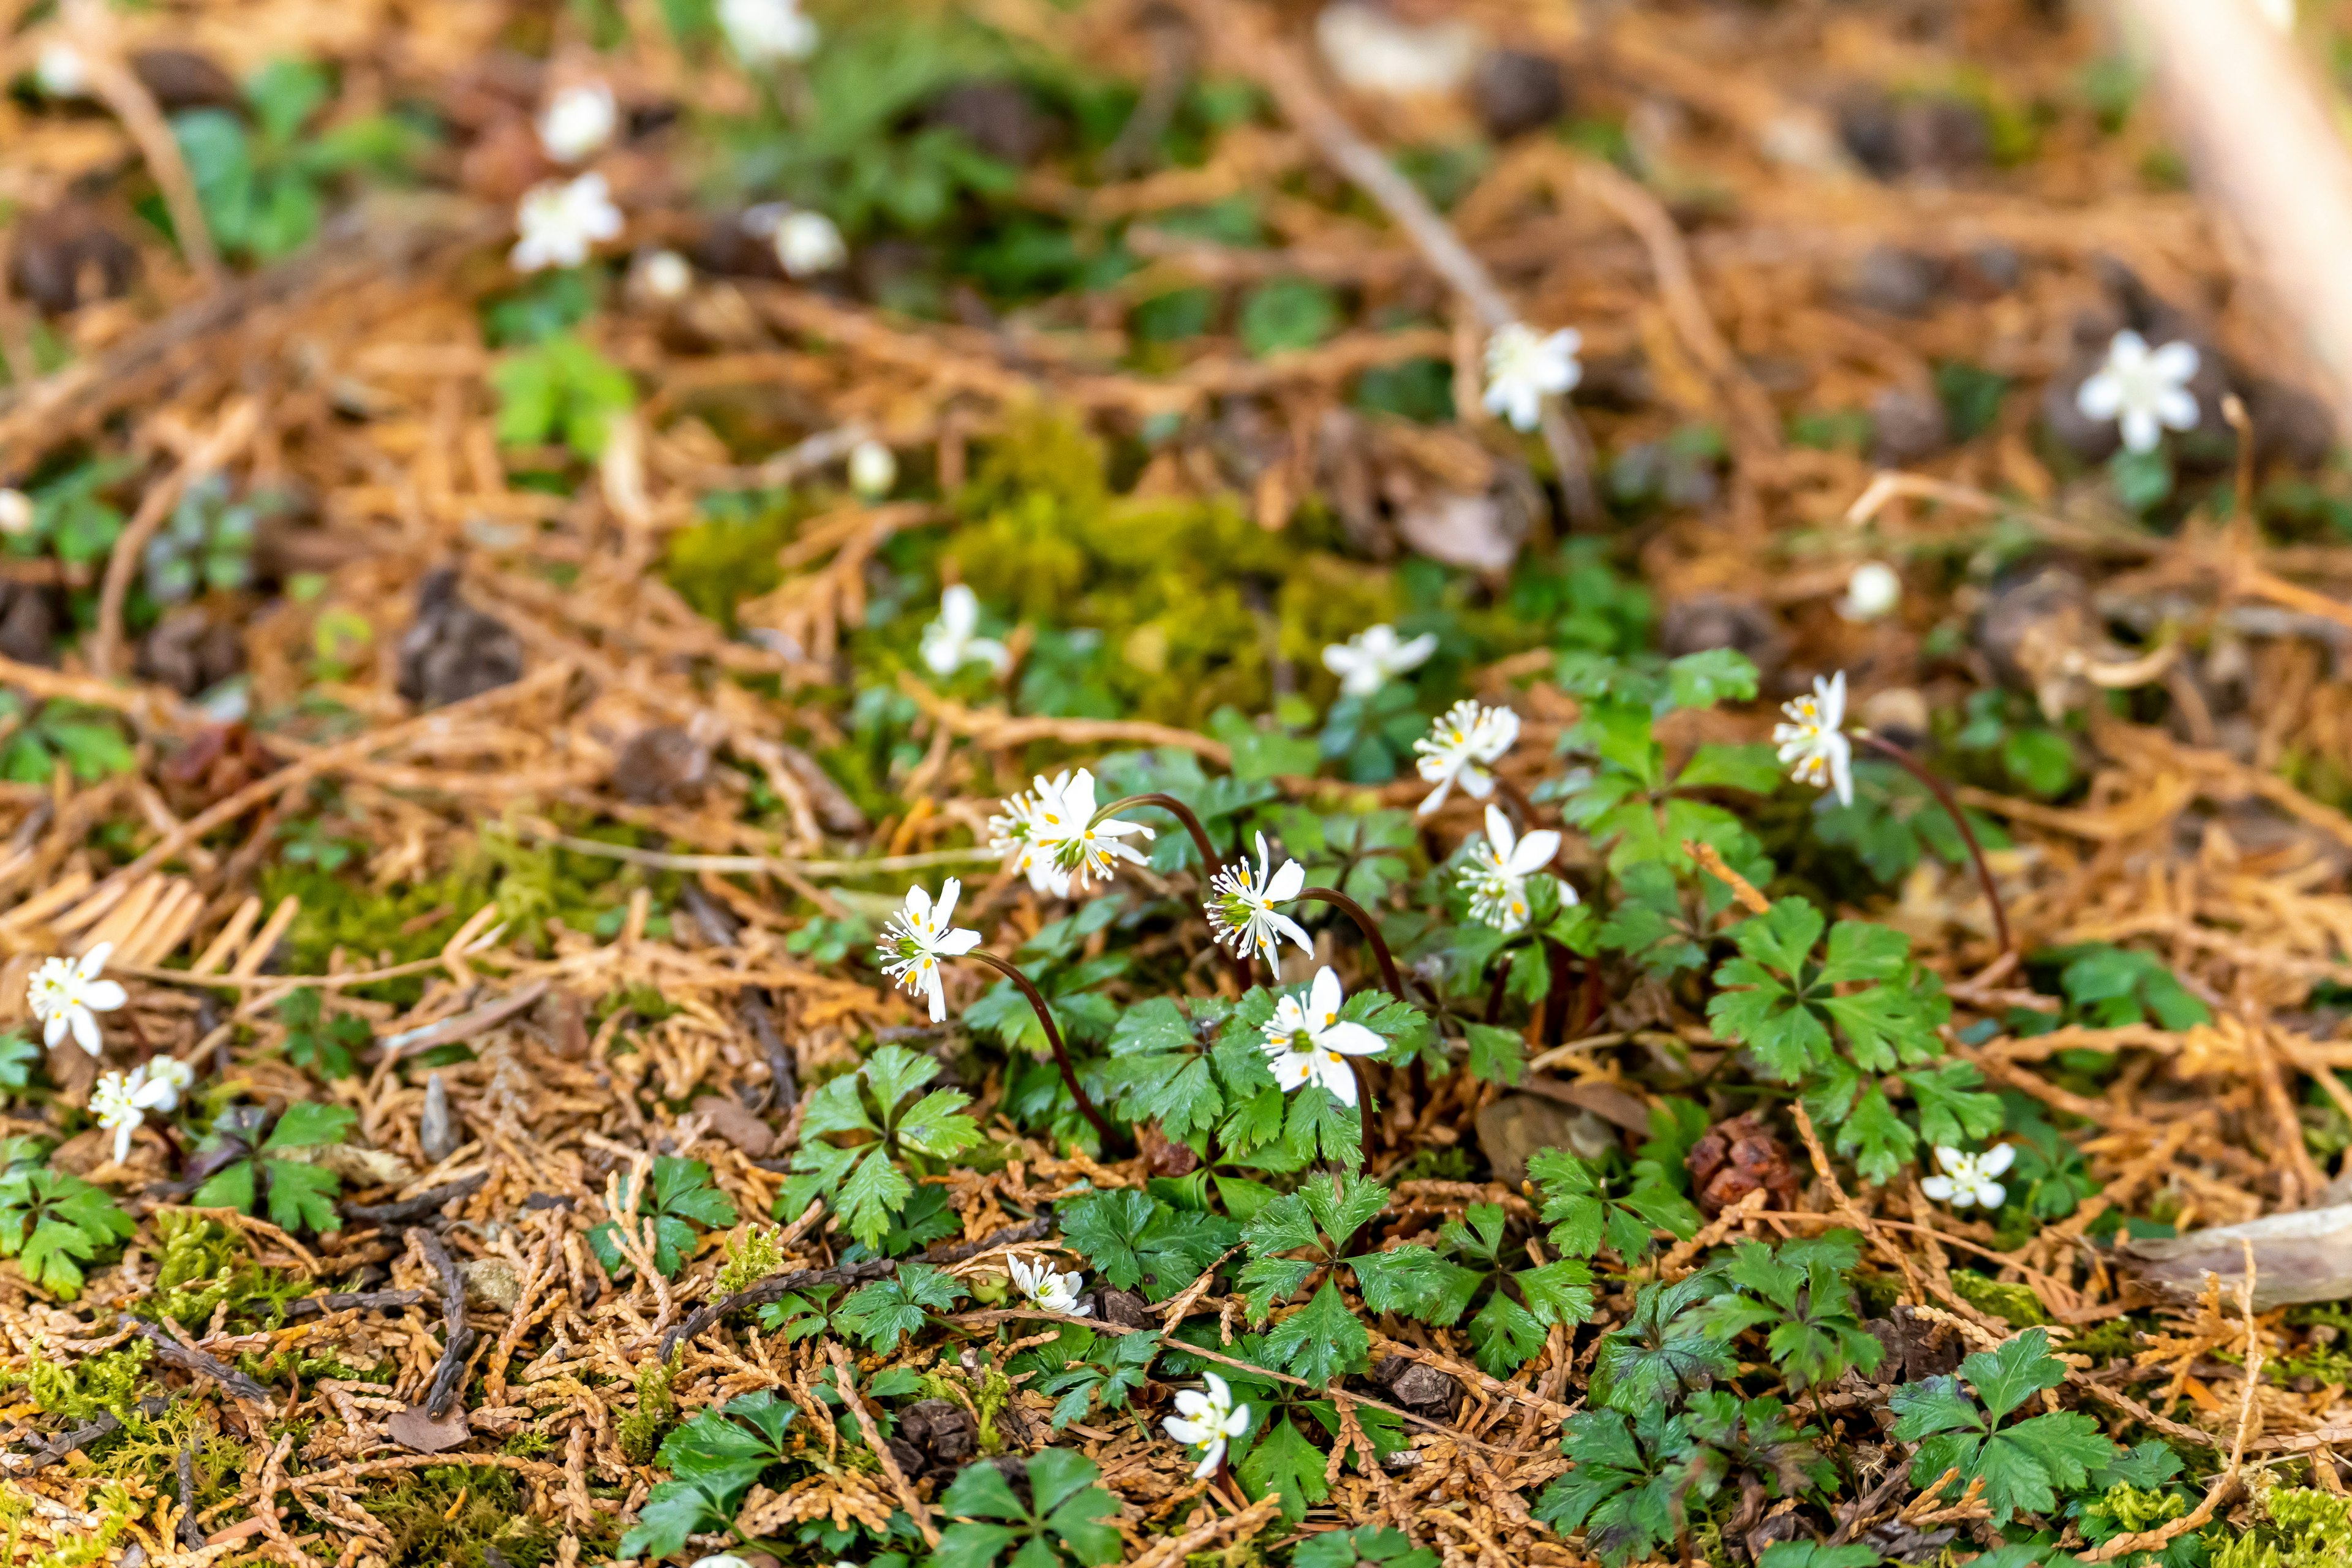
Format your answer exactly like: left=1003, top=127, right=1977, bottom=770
left=1855, top=730, right=2014, bottom=957
left=64, top=2, right=223, bottom=285
left=964, top=949, right=1115, bottom=1147
left=124, top=1317, right=271, bottom=1405
left=409, top=1227, right=477, bottom=1419
left=337, top=1171, right=489, bottom=1229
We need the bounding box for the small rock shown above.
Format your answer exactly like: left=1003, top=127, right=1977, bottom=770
left=1659, top=593, right=1788, bottom=690
left=1396, top=491, right=1524, bottom=574
left=1848, top=246, right=1943, bottom=318
left=137, top=605, right=244, bottom=697
left=462, top=1258, right=521, bottom=1311
left=1474, top=1093, right=1616, bottom=1190
left=611, top=723, right=709, bottom=805
left=1838, top=90, right=1991, bottom=179
left=1684, top=1110, right=1801, bottom=1217
left=1472, top=50, right=1567, bottom=140
left=690, top=1093, right=777, bottom=1159
left=927, top=80, right=1057, bottom=165
left=1095, top=1287, right=1155, bottom=1329
left=420, top=1073, right=462, bottom=1164
left=1869, top=385, right=1950, bottom=467
left=1371, top=1354, right=1460, bottom=1414
left=8, top=204, right=140, bottom=315
left=0, top=585, right=59, bottom=666
left=129, top=48, right=241, bottom=111
left=386, top=1403, right=471, bottom=1453
left=396, top=568, right=524, bottom=710
left=892, top=1399, right=978, bottom=1478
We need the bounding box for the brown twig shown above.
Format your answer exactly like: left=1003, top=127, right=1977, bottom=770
left=965, top=949, right=1116, bottom=1147
left=338, top=1172, right=489, bottom=1229
left=4, top=1411, right=119, bottom=1475
left=124, top=1317, right=271, bottom=1405
left=1855, top=730, right=2015, bottom=957
left=62, top=0, right=224, bottom=285
left=1290, top=885, right=1408, bottom=1001
left=1097, top=789, right=1248, bottom=987
left=409, top=1227, right=476, bottom=1419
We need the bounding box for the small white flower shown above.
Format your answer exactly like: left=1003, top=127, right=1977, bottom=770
left=1412, top=698, right=1521, bottom=816
left=28, top=943, right=127, bottom=1056
left=720, top=0, right=820, bottom=65
left=1458, top=805, right=1564, bottom=934
left=919, top=585, right=1011, bottom=679
left=130, top=1055, right=194, bottom=1112
left=1205, top=833, right=1312, bottom=969
left=690, top=1556, right=755, bottom=1568
left=2076, top=330, right=2201, bottom=456
left=537, top=82, right=618, bottom=164
left=876, top=880, right=982, bottom=1022
left=1033, top=768, right=1153, bottom=892
left=1775, top=671, right=1855, bottom=808
left=1839, top=562, right=1902, bottom=623
left=1314, top=2, right=1479, bottom=97
left=1008, top=1256, right=1090, bottom=1314
left=89, top=1070, right=145, bottom=1165
left=633, top=248, right=693, bottom=302
left=1483, top=323, right=1583, bottom=433
left=773, top=210, right=846, bottom=278
left=510, top=172, right=624, bottom=273
left=1261, top=967, right=1387, bottom=1108
left=36, top=42, right=88, bottom=98
left=1920, top=1143, right=2016, bottom=1210
left=990, top=783, right=1065, bottom=897
left=0, top=489, right=34, bottom=537
left=848, top=440, right=898, bottom=500
left=1163, top=1371, right=1253, bottom=1479
left=1322, top=624, right=1438, bottom=699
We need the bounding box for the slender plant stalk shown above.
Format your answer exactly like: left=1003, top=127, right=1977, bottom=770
left=1291, top=886, right=1408, bottom=1001
left=1095, top=791, right=1251, bottom=989
left=965, top=949, right=1115, bottom=1147
left=1855, top=730, right=2015, bottom=957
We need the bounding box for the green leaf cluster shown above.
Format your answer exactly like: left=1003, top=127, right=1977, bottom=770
left=1529, top=1147, right=1701, bottom=1266
left=1386, top=1200, right=1597, bottom=1376
left=491, top=334, right=636, bottom=461
left=0, top=1168, right=135, bottom=1296
left=173, top=58, right=421, bottom=262
left=1697, top=1233, right=1884, bottom=1389
left=587, top=1156, right=740, bottom=1279
left=1887, top=1328, right=2117, bottom=1526
left=833, top=1262, right=968, bottom=1354
left=1058, top=1185, right=1238, bottom=1304
left=782, top=1044, right=982, bottom=1250
left=618, top=1390, right=797, bottom=1559
left=190, top=1101, right=357, bottom=1234
left=933, top=1449, right=1123, bottom=1568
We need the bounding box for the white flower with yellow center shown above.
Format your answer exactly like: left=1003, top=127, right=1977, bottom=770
left=1008, top=1256, right=1089, bottom=1314
left=1034, top=769, right=1153, bottom=892
left=876, top=880, right=982, bottom=1022
left=1205, top=832, right=1311, bottom=968
left=1774, top=671, right=1855, bottom=808
left=1483, top=323, right=1583, bottom=433
left=89, top=1070, right=146, bottom=1164
left=719, top=0, right=820, bottom=65
left=919, top=585, right=1010, bottom=679
left=538, top=82, right=618, bottom=164
left=990, top=783, right=1064, bottom=896
left=130, top=1055, right=194, bottom=1112
left=1412, top=699, right=1520, bottom=816
left=1322, top=624, right=1438, bottom=698
left=2076, top=330, right=2201, bottom=456
left=510, top=173, right=623, bottom=273
left=28, top=943, right=127, bottom=1055
left=1459, top=805, right=1565, bottom=934
left=1261, top=967, right=1386, bottom=1108
left=1163, top=1371, right=1253, bottom=1479
left=1920, top=1143, right=2016, bottom=1210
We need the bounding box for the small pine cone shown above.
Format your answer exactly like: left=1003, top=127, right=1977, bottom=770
left=1684, top=1110, right=1803, bottom=1218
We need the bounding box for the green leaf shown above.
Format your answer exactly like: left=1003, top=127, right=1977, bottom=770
left=261, top=1158, right=342, bottom=1233
left=0, top=1169, right=136, bottom=1297
left=617, top=1480, right=729, bottom=1561
left=1887, top=1376, right=1985, bottom=1441
left=834, top=1264, right=966, bottom=1354
left=1238, top=1411, right=1329, bottom=1523
left=1261, top=1277, right=1370, bottom=1385
left=1963, top=1327, right=2070, bottom=1423
left=263, top=1101, right=356, bottom=1152
left=1665, top=649, right=1758, bottom=710
left=1906, top=1062, right=2005, bottom=1149
left=1351, top=1245, right=1482, bottom=1325
left=940, top=1458, right=1029, bottom=1522
left=190, top=1159, right=257, bottom=1216
left=1237, top=277, right=1341, bottom=358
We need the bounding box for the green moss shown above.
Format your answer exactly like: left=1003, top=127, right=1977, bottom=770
left=2214, top=1488, right=2352, bottom=1568
left=616, top=1363, right=674, bottom=1464
left=2065, top=1317, right=2148, bottom=1363
left=713, top=1224, right=785, bottom=1298
left=663, top=489, right=801, bottom=626
left=4, top=1338, right=153, bottom=1422
left=356, top=1464, right=559, bottom=1568
left=1948, top=1268, right=2052, bottom=1327
left=149, top=1212, right=314, bottom=1331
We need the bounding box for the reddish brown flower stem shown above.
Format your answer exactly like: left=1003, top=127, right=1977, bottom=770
left=1854, top=730, right=2014, bottom=957
left=963, top=949, right=1115, bottom=1148
left=1094, top=792, right=1251, bottom=990
left=1291, top=886, right=1409, bottom=1001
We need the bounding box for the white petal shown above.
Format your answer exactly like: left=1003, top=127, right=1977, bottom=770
left=1267, top=1050, right=1314, bottom=1093
left=1266, top=856, right=1305, bottom=903
left=1975, top=1180, right=2008, bottom=1208
left=2154, top=386, right=2201, bottom=433
left=1308, top=967, right=1344, bottom=1023
left=1310, top=1054, right=1361, bottom=1106
left=2119, top=407, right=2159, bottom=454
left=935, top=928, right=982, bottom=957
left=1164, top=1415, right=1210, bottom=1446
left=81, top=942, right=115, bottom=977
left=1191, top=1437, right=1226, bottom=1479
left=922, top=970, right=947, bottom=1023
left=113, top=1121, right=135, bottom=1164
left=70, top=1008, right=102, bottom=1054
left=1317, top=1020, right=1387, bottom=1057
left=905, top=884, right=934, bottom=919
left=1266, top=911, right=1314, bottom=957
left=2109, top=329, right=2150, bottom=366
left=1920, top=1175, right=1958, bottom=1201
left=1507, top=829, right=1561, bottom=875
left=2147, top=340, right=2200, bottom=383
left=83, top=979, right=126, bottom=1011
left=43, top=1014, right=67, bottom=1049
left=1827, top=735, right=1855, bottom=808
left=2076, top=372, right=2124, bottom=421
left=1980, top=1142, right=2017, bottom=1177
left=935, top=877, right=963, bottom=924
left=1482, top=804, right=1515, bottom=860
left=1933, top=1145, right=1966, bottom=1170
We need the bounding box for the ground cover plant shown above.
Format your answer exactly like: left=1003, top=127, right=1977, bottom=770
left=10, top=1, right=2352, bottom=1566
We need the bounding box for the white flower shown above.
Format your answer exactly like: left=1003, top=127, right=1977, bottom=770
left=538, top=82, right=618, bottom=164
left=130, top=1055, right=194, bottom=1112
left=28, top=943, right=127, bottom=1055
left=1163, top=1371, right=1253, bottom=1479
left=1008, top=1256, right=1090, bottom=1315
left=1482, top=323, right=1583, bottom=433
left=36, top=42, right=88, bottom=98
left=1775, top=671, right=1855, bottom=808
left=510, top=173, right=624, bottom=273
left=848, top=440, right=898, bottom=500
left=919, top=585, right=1010, bottom=679
left=2076, top=330, right=2201, bottom=456
left=1322, top=624, right=1438, bottom=699
left=720, top=0, right=820, bottom=65
left=1839, top=562, right=1902, bottom=623
left=990, top=783, right=1065, bottom=896
left=1412, top=699, right=1520, bottom=816
left=1033, top=768, right=1153, bottom=892
left=690, top=1556, right=755, bottom=1568
left=1205, top=833, right=1312, bottom=968
left=1920, top=1143, right=2016, bottom=1210
left=1261, top=967, right=1387, bottom=1108
left=876, top=880, right=982, bottom=1022
left=633, top=248, right=693, bottom=302
left=1314, top=2, right=1479, bottom=97
left=773, top=211, right=846, bottom=278
left=89, top=1070, right=145, bottom=1164
left=1458, top=805, right=1564, bottom=934
left=0, top=489, right=33, bottom=537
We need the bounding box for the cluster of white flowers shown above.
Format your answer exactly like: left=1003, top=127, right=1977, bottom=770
left=2076, top=330, right=2201, bottom=456
left=89, top=1055, right=194, bottom=1164
left=876, top=878, right=982, bottom=1021
left=1458, top=805, right=1566, bottom=934
left=1483, top=323, right=1583, bottom=433
left=1774, top=671, right=1855, bottom=808
left=1205, top=832, right=1313, bottom=969
left=988, top=769, right=1153, bottom=897
left=920, top=584, right=1010, bottom=678
left=1412, top=699, right=1520, bottom=816
left=1008, top=1256, right=1090, bottom=1315
left=1921, top=1143, right=2016, bottom=1210
left=1163, top=1371, right=1253, bottom=1478
left=511, top=172, right=625, bottom=273
left=28, top=944, right=127, bottom=1055
left=1321, top=624, right=1436, bottom=698
left=1261, top=967, right=1386, bottom=1107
